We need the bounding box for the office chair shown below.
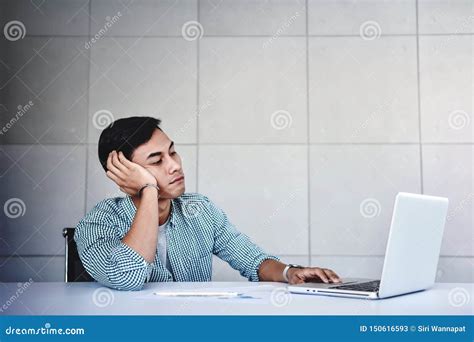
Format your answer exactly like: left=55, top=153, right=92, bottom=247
left=62, top=228, right=94, bottom=282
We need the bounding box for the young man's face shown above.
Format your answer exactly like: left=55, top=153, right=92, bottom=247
left=131, top=128, right=185, bottom=199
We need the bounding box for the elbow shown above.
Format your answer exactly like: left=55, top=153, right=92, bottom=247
left=85, top=263, right=147, bottom=291
left=106, top=269, right=147, bottom=291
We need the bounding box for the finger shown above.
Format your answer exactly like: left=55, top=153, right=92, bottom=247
left=107, top=152, right=126, bottom=179
left=106, top=170, right=123, bottom=186
left=292, top=277, right=304, bottom=285
left=111, top=151, right=128, bottom=173
left=325, top=269, right=342, bottom=283
left=106, top=152, right=113, bottom=170
left=306, top=268, right=329, bottom=283
left=118, top=151, right=135, bottom=168
left=323, top=269, right=341, bottom=283
left=287, top=269, right=300, bottom=284
left=291, top=272, right=305, bottom=285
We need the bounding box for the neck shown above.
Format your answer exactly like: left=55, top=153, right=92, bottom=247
left=132, top=195, right=171, bottom=226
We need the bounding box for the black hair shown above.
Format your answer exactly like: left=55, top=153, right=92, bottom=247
left=98, top=116, right=162, bottom=171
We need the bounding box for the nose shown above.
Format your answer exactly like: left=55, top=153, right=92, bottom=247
left=167, top=155, right=182, bottom=174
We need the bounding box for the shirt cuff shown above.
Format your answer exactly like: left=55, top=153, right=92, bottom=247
left=249, top=254, right=281, bottom=282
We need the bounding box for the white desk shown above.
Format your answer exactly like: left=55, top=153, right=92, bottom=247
left=1, top=282, right=472, bottom=315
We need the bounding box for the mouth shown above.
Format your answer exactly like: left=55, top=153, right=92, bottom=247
left=170, top=175, right=185, bottom=184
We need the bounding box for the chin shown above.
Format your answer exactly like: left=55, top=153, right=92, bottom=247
left=176, top=186, right=186, bottom=197
left=164, top=185, right=185, bottom=199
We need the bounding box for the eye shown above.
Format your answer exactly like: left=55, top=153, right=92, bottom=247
left=170, top=151, right=177, bottom=155
left=152, top=160, right=162, bottom=165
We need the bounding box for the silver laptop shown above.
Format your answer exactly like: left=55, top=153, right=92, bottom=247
left=288, top=192, right=449, bottom=299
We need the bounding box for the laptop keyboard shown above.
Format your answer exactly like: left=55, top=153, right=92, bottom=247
left=330, top=280, right=380, bottom=292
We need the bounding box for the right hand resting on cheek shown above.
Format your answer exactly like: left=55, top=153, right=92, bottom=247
left=106, top=150, right=157, bottom=196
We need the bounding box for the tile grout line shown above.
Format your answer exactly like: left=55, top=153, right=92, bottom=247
left=83, top=0, right=92, bottom=217
left=305, top=0, right=311, bottom=267
left=196, top=0, right=200, bottom=193
left=415, top=0, right=425, bottom=194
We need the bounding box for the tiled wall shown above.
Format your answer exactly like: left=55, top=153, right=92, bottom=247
left=0, top=0, right=472, bottom=283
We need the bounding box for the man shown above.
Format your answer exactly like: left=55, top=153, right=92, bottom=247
left=75, top=116, right=341, bottom=290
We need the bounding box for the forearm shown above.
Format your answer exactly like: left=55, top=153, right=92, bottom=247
left=103, top=244, right=148, bottom=291
left=258, top=259, right=287, bottom=282
left=122, top=187, right=159, bottom=262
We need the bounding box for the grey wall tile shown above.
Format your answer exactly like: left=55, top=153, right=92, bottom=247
left=309, top=37, right=419, bottom=143
left=0, top=256, right=64, bottom=282
left=0, top=38, right=88, bottom=144
left=91, top=0, right=197, bottom=36
left=0, top=1, right=6, bottom=34
left=199, top=37, right=307, bottom=143
left=199, top=145, right=308, bottom=255
left=200, top=0, right=305, bottom=36
left=419, top=36, right=473, bottom=143
left=310, top=145, right=421, bottom=255
left=0, top=0, right=89, bottom=36
left=0, top=38, right=7, bottom=125
left=88, top=38, right=197, bottom=144
left=212, top=255, right=308, bottom=281
left=0, top=145, right=86, bottom=256
left=436, top=257, right=474, bottom=283
left=308, top=0, right=416, bottom=35
left=418, top=0, right=474, bottom=34
left=423, top=145, right=473, bottom=256
left=85, top=144, right=197, bottom=212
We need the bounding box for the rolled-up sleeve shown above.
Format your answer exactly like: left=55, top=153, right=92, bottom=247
left=74, top=209, right=149, bottom=291
left=205, top=197, right=280, bottom=281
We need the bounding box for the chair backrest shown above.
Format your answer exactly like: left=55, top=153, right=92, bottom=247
left=62, top=228, right=94, bottom=282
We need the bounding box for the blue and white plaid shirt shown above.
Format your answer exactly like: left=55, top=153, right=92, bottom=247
left=74, top=193, right=280, bottom=290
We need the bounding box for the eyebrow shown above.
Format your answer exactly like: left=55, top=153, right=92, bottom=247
left=147, top=141, right=174, bottom=160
